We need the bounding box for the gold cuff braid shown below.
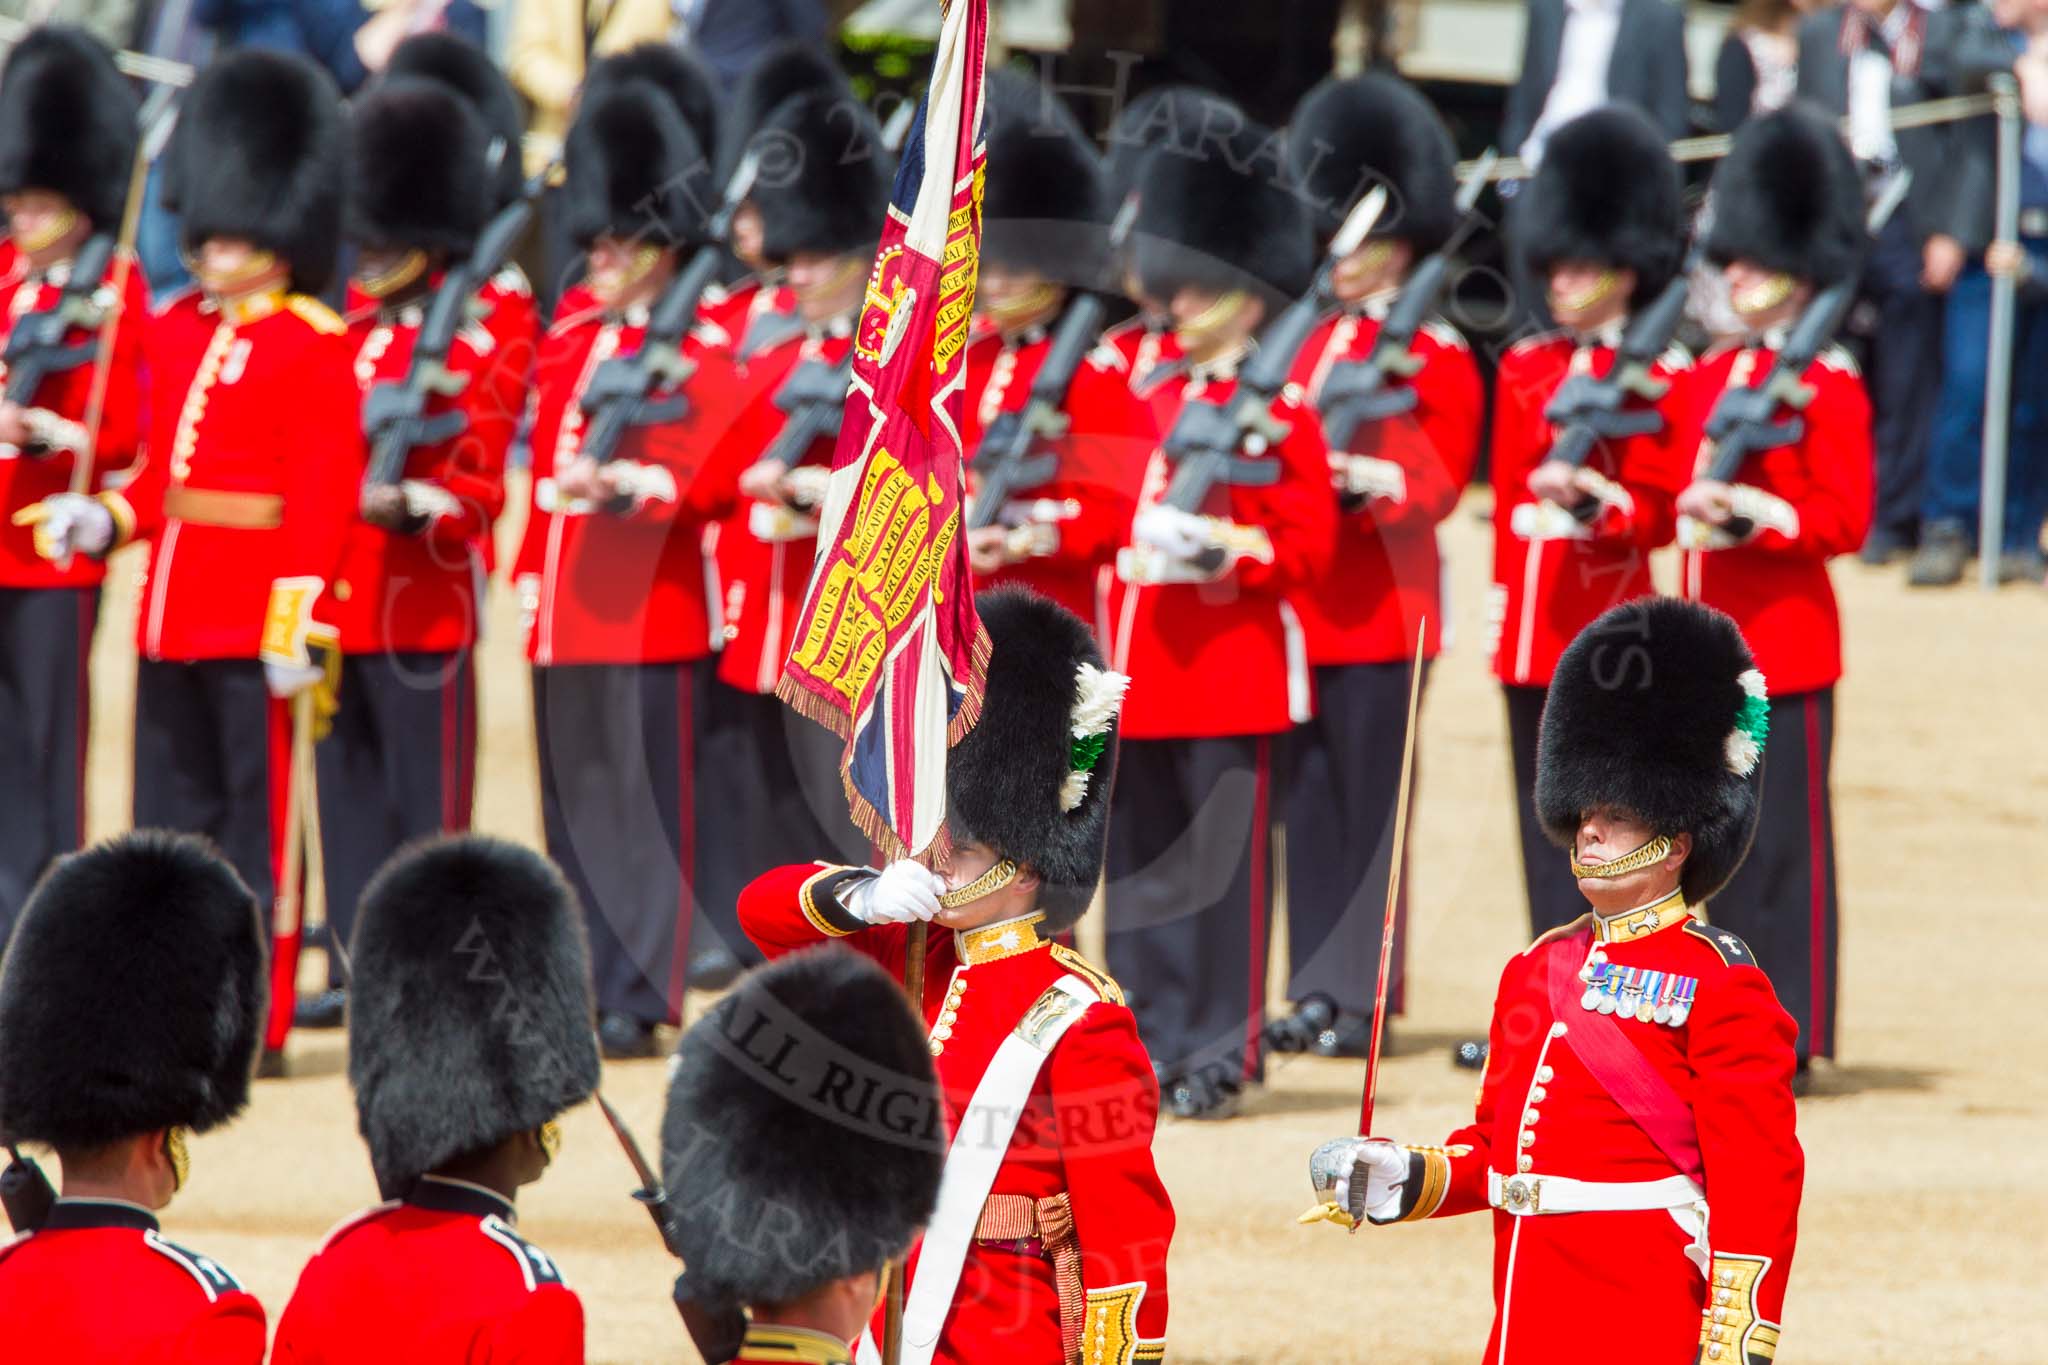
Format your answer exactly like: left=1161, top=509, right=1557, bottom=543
left=1699, top=1253, right=1779, bottom=1363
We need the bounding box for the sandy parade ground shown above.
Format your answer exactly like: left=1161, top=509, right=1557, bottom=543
left=69, top=476, right=2047, bottom=1363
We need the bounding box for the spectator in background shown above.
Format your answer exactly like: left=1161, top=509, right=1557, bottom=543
left=1502, top=0, right=1693, bottom=171
left=0, top=0, right=138, bottom=47
left=506, top=0, right=672, bottom=173
left=1796, top=0, right=1971, bottom=565
left=1714, top=0, right=1822, bottom=130
left=192, top=0, right=492, bottom=94
left=1911, top=0, right=2048, bottom=585
left=673, top=0, right=828, bottom=95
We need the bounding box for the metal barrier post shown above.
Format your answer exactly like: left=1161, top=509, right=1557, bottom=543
left=1980, top=75, right=2023, bottom=590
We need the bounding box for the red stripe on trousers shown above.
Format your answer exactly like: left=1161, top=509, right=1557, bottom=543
left=1804, top=699, right=1829, bottom=1057
left=264, top=694, right=296, bottom=1051
left=1244, top=737, right=1271, bottom=1081
left=666, top=669, right=697, bottom=1024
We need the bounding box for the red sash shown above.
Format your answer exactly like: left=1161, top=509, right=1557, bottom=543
left=1543, top=929, right=1706, bottom=1187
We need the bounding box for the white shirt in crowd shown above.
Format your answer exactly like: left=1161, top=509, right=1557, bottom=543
left=1847, top=1, right=1922, bottom=166
left=1522, top=0, right=1625, bottom=167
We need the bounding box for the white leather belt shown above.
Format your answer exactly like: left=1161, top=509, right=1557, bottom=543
left=1487, top=1170, right=1702, bottom=1216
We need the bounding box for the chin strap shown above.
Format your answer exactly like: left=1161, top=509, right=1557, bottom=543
left=938, top=859, right=1018, bottom=909
left=1572, top=834, right=1673, bottom=881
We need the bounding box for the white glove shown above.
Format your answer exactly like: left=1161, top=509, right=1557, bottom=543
left=1334, top=1138, right=1411, bottom=1225
left=264, top=660, right=324, bottom=699
left=15, top=492, right=114, bottom=561
left=843, top=860, right=947, bottom=926
left=1332, top=455, right=1407, bottom=504
left=1132, top=504, right=1215, bottom=561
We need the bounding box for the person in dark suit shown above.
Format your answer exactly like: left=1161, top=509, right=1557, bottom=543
left=1795, top=0, right=1969, bottom=562
left=1502, top=0, right=1693, bottom=167
left=1712, top=0, right=1821, bottom=132
left=1909, top=0, right=2048, bottom=585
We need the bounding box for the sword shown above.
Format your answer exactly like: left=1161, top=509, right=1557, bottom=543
left=1298, top=617, right=1427, bottom=1233
left=1358, top=617, right=1427, bottom=1139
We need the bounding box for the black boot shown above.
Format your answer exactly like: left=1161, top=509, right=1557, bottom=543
left=1451, top=1038, right=1489, bottom=1071
left=1265, top=994, right=1339, bottom=1055
left=293, top=987, right=348, bottom=1030
left=598, top=1011, right=658, bottom=1060
left=1164, top=1064, right=1243, bottom=1121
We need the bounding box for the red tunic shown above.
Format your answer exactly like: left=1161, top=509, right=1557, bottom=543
left=273, top=1176, right=583, bottom=1363
left=118, top=288, right=365, bottom=661
left=1488, top=332, right=1691, bottom=688
left=1105, top=364, right=1337, bottom=740
left=740, top=864, right=1174, bottom=1365
left=0, top=1197, right=266, bottom=1363
left=1285, top=307, right=1483, bottom=664
left=1387, top=901, right=1802, bottom=1364
left=511, top=303, right=746, bottom=666
left=709, top=300, right=854, bottom=694
left=1094, top=315, right=1182, bottom=397
left=1676, top=343, right=1873, bottom=696
left=0, top=242, right=148, bottom=589
left=332, top=283, right=527, bottom=653
left=959, top=317, right=1156, bottom=625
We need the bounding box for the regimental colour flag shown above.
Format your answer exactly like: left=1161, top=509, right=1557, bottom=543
left=777, top=0, right=991, bottom=860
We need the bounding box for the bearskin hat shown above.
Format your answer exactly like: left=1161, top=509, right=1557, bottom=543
left=662, top=947, right=943, bottom=1308
left=0, top=832, right=264, bottom=1150
left=0, top=25, right=137, bottom=232
left=1535, top=599, right=1770, bottom=905
left=1130, top=102, right=1314, bottom=309
left=1288, top=73, right=1457, bottom=254
left=1101, top=84, right=1241, bottom=214
left=946, top=588, right=1122, bottom=933
left=721, top=42, right=848, bottom=179
left=163, top=48, right=346, bottom=294
left=386, top=32, right=526, bottom=208
left=583, top=43, right=720, bottom=168
left=564, top=62, right=715, bottom=251
left=980, top=67, right=1108, bottom=282
left=347, top=835, right=600, bottom=1197
left=347, top=76, right=490, bottom=257
left=749, top=88, right=890, bottom=262
left=1706, top=104, right=1867, bottom=289
left=1517, top=106, right=1683, bottom=309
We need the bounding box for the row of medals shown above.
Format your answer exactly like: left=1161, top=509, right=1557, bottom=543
left=1579, top=958, right=1698, bottom=1027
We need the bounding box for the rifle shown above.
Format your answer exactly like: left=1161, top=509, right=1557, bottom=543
left=594, top=1091, right=749, bottom=1364
left=1317, top=151, right=1498, bottom=455
left=1540, top=246, right=1699, bottom=478
left=965, top=195, right=1142, bottom=533
left=576, top=156, right=759, bottom=468
left=2, top=233, right=118, bottom=442
left=1693, top=173, right=1911, bottom=537
left=1, top=1141, right=56, bottom=1234
left=1151, top=186, right=1391, bottom=525
left=360, top=167, right=555, bottom=494
left=758, top=348, right=856, bottom=485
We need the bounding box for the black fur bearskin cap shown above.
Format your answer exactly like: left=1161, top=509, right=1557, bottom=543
left=0, top=831, right=264, bottom=1150
left=1535, top=598, right=1770, bottom=905
left=347, top=835, right=600, bottom=1196
left=662, top=947, right=943, bottom=1308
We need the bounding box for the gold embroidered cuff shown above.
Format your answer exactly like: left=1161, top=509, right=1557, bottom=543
left=1080, top=1282, right=1162, bottom=1365
left=259, top=576, right=327, bottom=667
left=1699, top=1253, right=1778, bottom=1363
left=797, top=865, right=866, bottom=938
left=97, top=490, right=136, bottom=549
left=1397, top=1147, right=1453, bottom=1222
